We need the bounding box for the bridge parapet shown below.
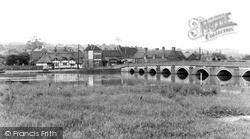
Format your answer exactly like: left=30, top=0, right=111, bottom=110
left=120, top=62, right=250, bottom=77
left=127, top=61, right=250, bottom=68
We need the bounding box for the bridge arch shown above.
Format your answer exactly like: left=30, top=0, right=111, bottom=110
left=195, top=68, right=209, bottom=80
left=162, top=68, right=171, bottom=74
left=148, top=68, right=157, bottom=75
left=138, top=68, right=145, bottom=75
left=194, top=68, right=210, bottom=76
left=129, top=68, right=135, bottom=74
left=242, top=70, right=250, bottom=77
left=217, top=69, right=232, bottom=81
left=217, top=69, right=232, bottom=76
left=176, top=67, right=189, bottom=74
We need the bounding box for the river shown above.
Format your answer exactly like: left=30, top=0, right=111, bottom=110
left=0, top=72, right=250, bottom=93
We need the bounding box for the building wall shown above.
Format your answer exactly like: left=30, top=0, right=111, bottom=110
left=52, top=60, right=82, bottom=69
left=85, top=50, right=102, bottom=68
left=36, top=63, right=50, bottom=69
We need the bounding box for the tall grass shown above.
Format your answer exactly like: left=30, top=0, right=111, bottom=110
left=0, top=82, right=250, bottom=138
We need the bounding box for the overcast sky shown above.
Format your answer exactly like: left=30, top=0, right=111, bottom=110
left=0, top=0, right=249, bottom=53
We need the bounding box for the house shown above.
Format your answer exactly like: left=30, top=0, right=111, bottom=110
left=84, top=44, right=102, bottom=68
left=102, top=50, right=123, bottom=66
left=133, top=51, right=146, bottom=63
left=36, top=53, right=81, bottom=69
left=118, top=46, right=138, bottom=59
left=36, top=46, right=85, bottom=69
left=53, top=46, right=74, bottom=54
left=133, top=47, right=185, bottom=63
left=51, top=53, right=76, bottom=69
left=36, top=54, right=52, bottom=68
left=73, top=50, right=85, bottom=68
left=30, top=48, right=48, bottom=65
left=184, top=52, right=201, bottom=60
left=166, top=47, right=185, bottom=61
left=201, top=52, right=226, bottom=61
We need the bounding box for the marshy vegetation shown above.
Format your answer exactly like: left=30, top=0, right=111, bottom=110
left=0, top=83, right=250, bottom=138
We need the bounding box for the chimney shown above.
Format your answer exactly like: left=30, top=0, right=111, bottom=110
left=172, top=47, right=176, bottom=51
left=155, top=48, right=159, bottom=51
left=199, top=47, right=201, bottom=55
left=144, top=47, right=148, bottom=52
left=162, top=47, right=165, bottom=51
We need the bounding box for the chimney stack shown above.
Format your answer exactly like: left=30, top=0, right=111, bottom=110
left=172, top=47, right=176, bottom=51
left=162, top=47, right=165, bottom=51
left=155, top=48, right=159, bottom=51
left=144, top=47, right=148, bottom=52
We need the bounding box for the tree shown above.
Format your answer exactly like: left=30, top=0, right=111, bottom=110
left=5, top=53, right=30, bottom=66
left=0, top=55, right=5, bottom=65
left=25, top=36, right=46, bottom=51
left=18, top=52, right=30, bottom=65
left=242, top=55, right=250, bottom=60
left=6, top=55, right=19, bottom=66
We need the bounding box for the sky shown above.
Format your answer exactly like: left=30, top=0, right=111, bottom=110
left=0, top=0, right=249, bottom=53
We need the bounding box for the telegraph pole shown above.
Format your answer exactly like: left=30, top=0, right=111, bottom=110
left=77, top=44, right=80, bottom=69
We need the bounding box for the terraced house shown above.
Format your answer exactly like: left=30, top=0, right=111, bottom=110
left=133, top=47, right=185, bottom=63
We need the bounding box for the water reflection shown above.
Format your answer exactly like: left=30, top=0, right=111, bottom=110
left=195, top=69, right=209, bottom=80
left=177, top=74, right=188, bottom=80
left=195, top=73, right=209, bottom=80
left=149, top=72, right=156, bottom=76
left=1, top=72, right=250, bottom=93
left=139, top=71, right=144, bottom=76
left=162, top=73, right=170, bottom=78
left=243, top=76, right=250, bottom=82
left=217, top=75, right=232, bottom=81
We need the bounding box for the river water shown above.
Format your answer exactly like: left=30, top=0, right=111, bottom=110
left=0, top=72, right=250, bottom=93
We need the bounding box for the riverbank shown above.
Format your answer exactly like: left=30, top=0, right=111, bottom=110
left=0, top=67, right=121, bottom=75
left=1, top=83, right=250, bottom=138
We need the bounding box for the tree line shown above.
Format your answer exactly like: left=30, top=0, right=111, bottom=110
left=5, top=52, right=30, bottom=66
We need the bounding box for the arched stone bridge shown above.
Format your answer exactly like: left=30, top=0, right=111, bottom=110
left=121, top=61, right=250, bottom=77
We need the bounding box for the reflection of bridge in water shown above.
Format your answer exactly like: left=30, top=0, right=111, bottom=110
left=1, top=72, right=250, bottom=93
left=121, top=72, right=250, bottom=86
left=121, top=61, right=250, bottom=77
left=121, top=72, right=250, bottom=93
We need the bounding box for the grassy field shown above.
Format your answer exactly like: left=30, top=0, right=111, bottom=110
left=1, top=83, right=250, bottom=139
